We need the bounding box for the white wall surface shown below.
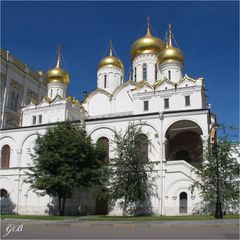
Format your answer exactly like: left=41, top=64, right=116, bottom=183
left=97, top=65, right=123, bottom=93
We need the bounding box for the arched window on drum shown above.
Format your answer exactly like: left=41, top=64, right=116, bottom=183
left=142, top=63, right=147, bottom=81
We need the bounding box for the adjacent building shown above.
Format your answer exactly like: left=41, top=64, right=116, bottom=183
left=0, top=49, right=47, bottom=129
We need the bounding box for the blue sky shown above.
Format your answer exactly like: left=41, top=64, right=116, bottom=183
left=1, top=1, right=239, bottom=129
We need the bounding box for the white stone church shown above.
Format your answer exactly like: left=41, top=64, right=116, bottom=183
left=0, top=21, right=216, bottom=216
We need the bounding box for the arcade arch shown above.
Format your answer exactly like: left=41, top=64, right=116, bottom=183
left=165, top=120, right=203, bottom=167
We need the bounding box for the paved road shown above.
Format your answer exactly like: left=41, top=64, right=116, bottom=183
left=1, top=219, right=239, bottom=239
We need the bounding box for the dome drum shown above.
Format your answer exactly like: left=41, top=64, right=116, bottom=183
left=132, top=54, right=158, bottom=64
left=97, top=42, right=124, bottom=92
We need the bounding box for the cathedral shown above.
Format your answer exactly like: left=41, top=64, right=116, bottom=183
left=0, top=20, right=216, bottom=216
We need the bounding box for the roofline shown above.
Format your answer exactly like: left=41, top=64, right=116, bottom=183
left=0, top=48, right=46, bottom=86
left=1, top=108, right=210, bottom=132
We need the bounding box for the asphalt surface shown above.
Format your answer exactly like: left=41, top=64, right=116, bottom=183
left=1, top=218, right=239, bottom=240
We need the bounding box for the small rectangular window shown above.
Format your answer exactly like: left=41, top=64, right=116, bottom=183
left=164, top=98, right=169, bottom=109
left=32, top=115, right=36, bottom=125
left=143, top=100, right=149, bottom=111
left=185, top=96, right=190, bottom=106
left=9, top=90, right=21, bottom=112
left=168, top=70, right=171, bottom=80
left=134, top=67, right=137, bottom=81
left=39, top=115, right=42, bottom=124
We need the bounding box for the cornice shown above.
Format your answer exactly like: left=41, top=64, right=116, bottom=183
left=0, top=48, right=46, bottom=86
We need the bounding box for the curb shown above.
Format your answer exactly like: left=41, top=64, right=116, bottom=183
left=2, top=219, right=239, bottom=228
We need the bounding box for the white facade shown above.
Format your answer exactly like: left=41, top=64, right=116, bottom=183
left=97, top=65, right=124, bottom=93
left=21, top=96, right=84, bottom=127
left=47, top=81, right=67, bottom=99
left=0, top=23, right=218, bottom=216
left=132, top=54, right=183, bottom=84
left=159, top=61, right=183, bottom=83
left=132, top=54, right=158, bottom=84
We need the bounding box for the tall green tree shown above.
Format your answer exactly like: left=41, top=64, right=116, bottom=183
left=25, top=121, right=106, bottom=216
left=191, top=126, right=239, bottom=214
left=109, top=123, right=155, bottom=216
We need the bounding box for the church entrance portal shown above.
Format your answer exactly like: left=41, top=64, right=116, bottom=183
left=179, top=192, right=188, bottom=214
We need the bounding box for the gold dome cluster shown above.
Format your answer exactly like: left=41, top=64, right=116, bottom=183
left=130, top=19, right=183, bottom=64
left=131, top=18, right=164, bottom=60
left=158, top=24, right=184, bottom=65
left=45, top=47, right=70, bottom=85
left=98, top=41, right=124, bottom=70
left=98, top=20, right=183, bottom=72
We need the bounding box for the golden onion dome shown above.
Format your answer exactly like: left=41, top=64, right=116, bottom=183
left=131, top=18, right=164, bottom=60
left=45, top=47, right=70, bottom=85
left=158, top=46, right=184, bottom=65
left=98, top=42, right=124, bottom=70
left=158, top=24, right=184, bottom=65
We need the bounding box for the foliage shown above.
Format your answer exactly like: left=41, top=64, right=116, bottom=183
left=79, top=214, right=239, bottom=221
left=1, top=214, right=239, bottom=221
left=25, top=121, right=107, bottom=215
left=191, top=126, right=240, bottom=214
left=108, top=123, right=156, bottom=216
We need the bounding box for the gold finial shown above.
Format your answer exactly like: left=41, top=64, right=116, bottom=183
left=56, top=46, right=61, bottom=68
left=168, top=23, right=173, bottom=47
left=109, top=39, right=113, bottom=56
left=165, top=31, right=169, bottom=48
left=146, top=16, right=151, bottom=35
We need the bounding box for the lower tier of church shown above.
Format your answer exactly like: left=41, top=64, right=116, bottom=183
left=0, top=109, right=210, bottom=216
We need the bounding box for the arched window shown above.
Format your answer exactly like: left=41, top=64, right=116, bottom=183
left=1, top=145, right=10, bottom=168
left=165, top=120, right=203, bottom=167
left=134, top=67, right=137, bottom=81
left=97, top=137, right=109, bottom=163
left=104, top=75, right=107, bottom=88
left=142, top=64, right=147, bottom=80
left=135, top=134, right=148, bottom=162
left=0, top=189, right=8, bottom=199
left=168, top=70, right=171, bottom=80
left=155, top=64, right=158, bottom=81
left=179, top=192, right=188, bottom=213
